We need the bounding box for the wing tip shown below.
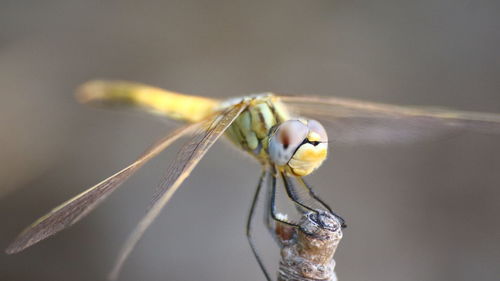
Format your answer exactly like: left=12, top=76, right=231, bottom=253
left=5, top=226, right=52, bottom=255
left=5, top=240, right=26, bottom=255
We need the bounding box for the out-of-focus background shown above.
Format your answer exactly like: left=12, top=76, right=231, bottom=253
left=1, top=1, right=500, bottom=281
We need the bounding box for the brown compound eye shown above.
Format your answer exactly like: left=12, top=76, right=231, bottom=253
left=268, top=120, right=309, bottom=166
left=280, top=129, right=291, bottom=149
left=278, top=120, right=308, bottom=149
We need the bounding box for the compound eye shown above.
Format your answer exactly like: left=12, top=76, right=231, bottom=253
left=307, top=120, right=328, bottom=143
left=277, top=120, right=308, bottom=150
left=268, top=120, right=308, bottom=165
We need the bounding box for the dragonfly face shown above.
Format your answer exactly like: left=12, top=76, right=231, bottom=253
left=224, top=95, right=329, bottom=176
left=268, top=119, right=328, bottom=176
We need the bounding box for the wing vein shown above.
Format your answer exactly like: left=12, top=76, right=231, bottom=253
left=280, top=95, right=500, bottom=145
left=5, top=123, right=199, bottom=254
left=108, top=102, right=247, bottom=280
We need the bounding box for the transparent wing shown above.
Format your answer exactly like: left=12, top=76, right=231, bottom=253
left=108, top=102, right=247, bottom=280
left=5, top=123, right=198, bottom=254
left=280, top=95, right=500, bottom=145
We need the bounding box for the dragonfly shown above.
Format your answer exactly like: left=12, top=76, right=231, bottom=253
left=6, top=80, right=500, bottom=280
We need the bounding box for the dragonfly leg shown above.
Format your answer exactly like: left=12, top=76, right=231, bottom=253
left=269, top=167, right=300, bottom=228
left=297, top=177, right=347, bottom=228
left=246, top=169, right=273, bottom=281
left=264, top=168, right=277, bottom=239
left=264, top=167, right=300, bottom=245
left=280, top=172, right=318, bottom=214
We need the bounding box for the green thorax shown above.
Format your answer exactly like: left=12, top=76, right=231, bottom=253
left=224, top=95, right=291, bottom=161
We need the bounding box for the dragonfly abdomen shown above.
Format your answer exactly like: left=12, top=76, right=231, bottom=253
left=76, top=80, right=219, bottom=123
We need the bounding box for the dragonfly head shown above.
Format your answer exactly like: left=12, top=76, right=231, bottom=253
left=268, top=119, right=328, bottom=176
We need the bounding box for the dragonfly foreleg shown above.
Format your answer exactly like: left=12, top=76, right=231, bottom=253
left=281, top=172, right=318, bottom=214
left=269, top=167, right=300, bottom=228
left=296, top=178, right=347, bottom=229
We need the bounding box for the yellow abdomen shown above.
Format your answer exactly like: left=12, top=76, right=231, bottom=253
left=76, top=80, right=220, bottom=123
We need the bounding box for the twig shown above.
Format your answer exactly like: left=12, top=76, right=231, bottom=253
left=275, top=211, right=343, bottom=281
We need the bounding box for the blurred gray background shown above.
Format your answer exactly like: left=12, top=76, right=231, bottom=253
left=1, top=1, right=500, bottom=281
